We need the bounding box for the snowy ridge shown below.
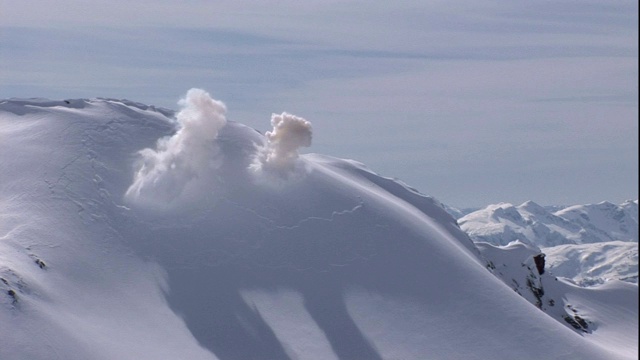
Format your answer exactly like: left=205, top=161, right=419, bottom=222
left=1, top=94, right=637, bottom=359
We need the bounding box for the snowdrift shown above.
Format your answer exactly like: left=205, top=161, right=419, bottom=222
left=1, top=93, right=637, bottom=359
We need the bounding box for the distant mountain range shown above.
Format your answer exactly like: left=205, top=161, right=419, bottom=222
left=450, top=200, right=638, bottom=247
left=446, top=200, right=638, bottom=286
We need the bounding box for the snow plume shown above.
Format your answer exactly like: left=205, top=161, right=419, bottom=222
left=251, top=112, right=312, bottom=180
left=126, top=89, right=227, bottom=206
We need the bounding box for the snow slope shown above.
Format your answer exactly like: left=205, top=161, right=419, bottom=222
left=477, top=241, right=638, bottom=359
left=1, top=93, right=637, bottom=359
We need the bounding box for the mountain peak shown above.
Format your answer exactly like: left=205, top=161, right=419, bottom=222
left=518, top=200, right=547, bottom=215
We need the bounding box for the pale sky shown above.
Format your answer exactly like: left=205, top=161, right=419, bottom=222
left=1, top=0, right=637, bottom=207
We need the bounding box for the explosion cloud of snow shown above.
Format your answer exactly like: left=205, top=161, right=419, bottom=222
left=125, top=88, right=227, bottom=206
left=251, top=112, right=312, bottom=178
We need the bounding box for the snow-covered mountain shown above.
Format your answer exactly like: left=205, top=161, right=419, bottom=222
left=476, top=240, right=638, bottom=356
left=1, top=92, right=637, bottom=359
left=555, top=201, right=639, bottom=242
left=458, top=200, right=638, bottom=247
left=544, top=241, right=638, bottom=286
left=456, top=200, right=638, bottom=287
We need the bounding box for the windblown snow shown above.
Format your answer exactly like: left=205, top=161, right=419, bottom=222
left=0, top=90, right=637, bottom=360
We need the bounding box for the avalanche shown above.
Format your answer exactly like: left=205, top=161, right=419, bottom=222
left=0, top=91, right=637, bottom=360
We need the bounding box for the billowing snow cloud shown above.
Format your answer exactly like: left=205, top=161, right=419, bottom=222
left=125, top=88, right=227, bottom=205
left=251, top=112, right=312, bottom=178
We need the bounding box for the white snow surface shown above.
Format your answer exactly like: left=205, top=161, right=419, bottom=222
left=1, top=94, right=637, bottom=359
